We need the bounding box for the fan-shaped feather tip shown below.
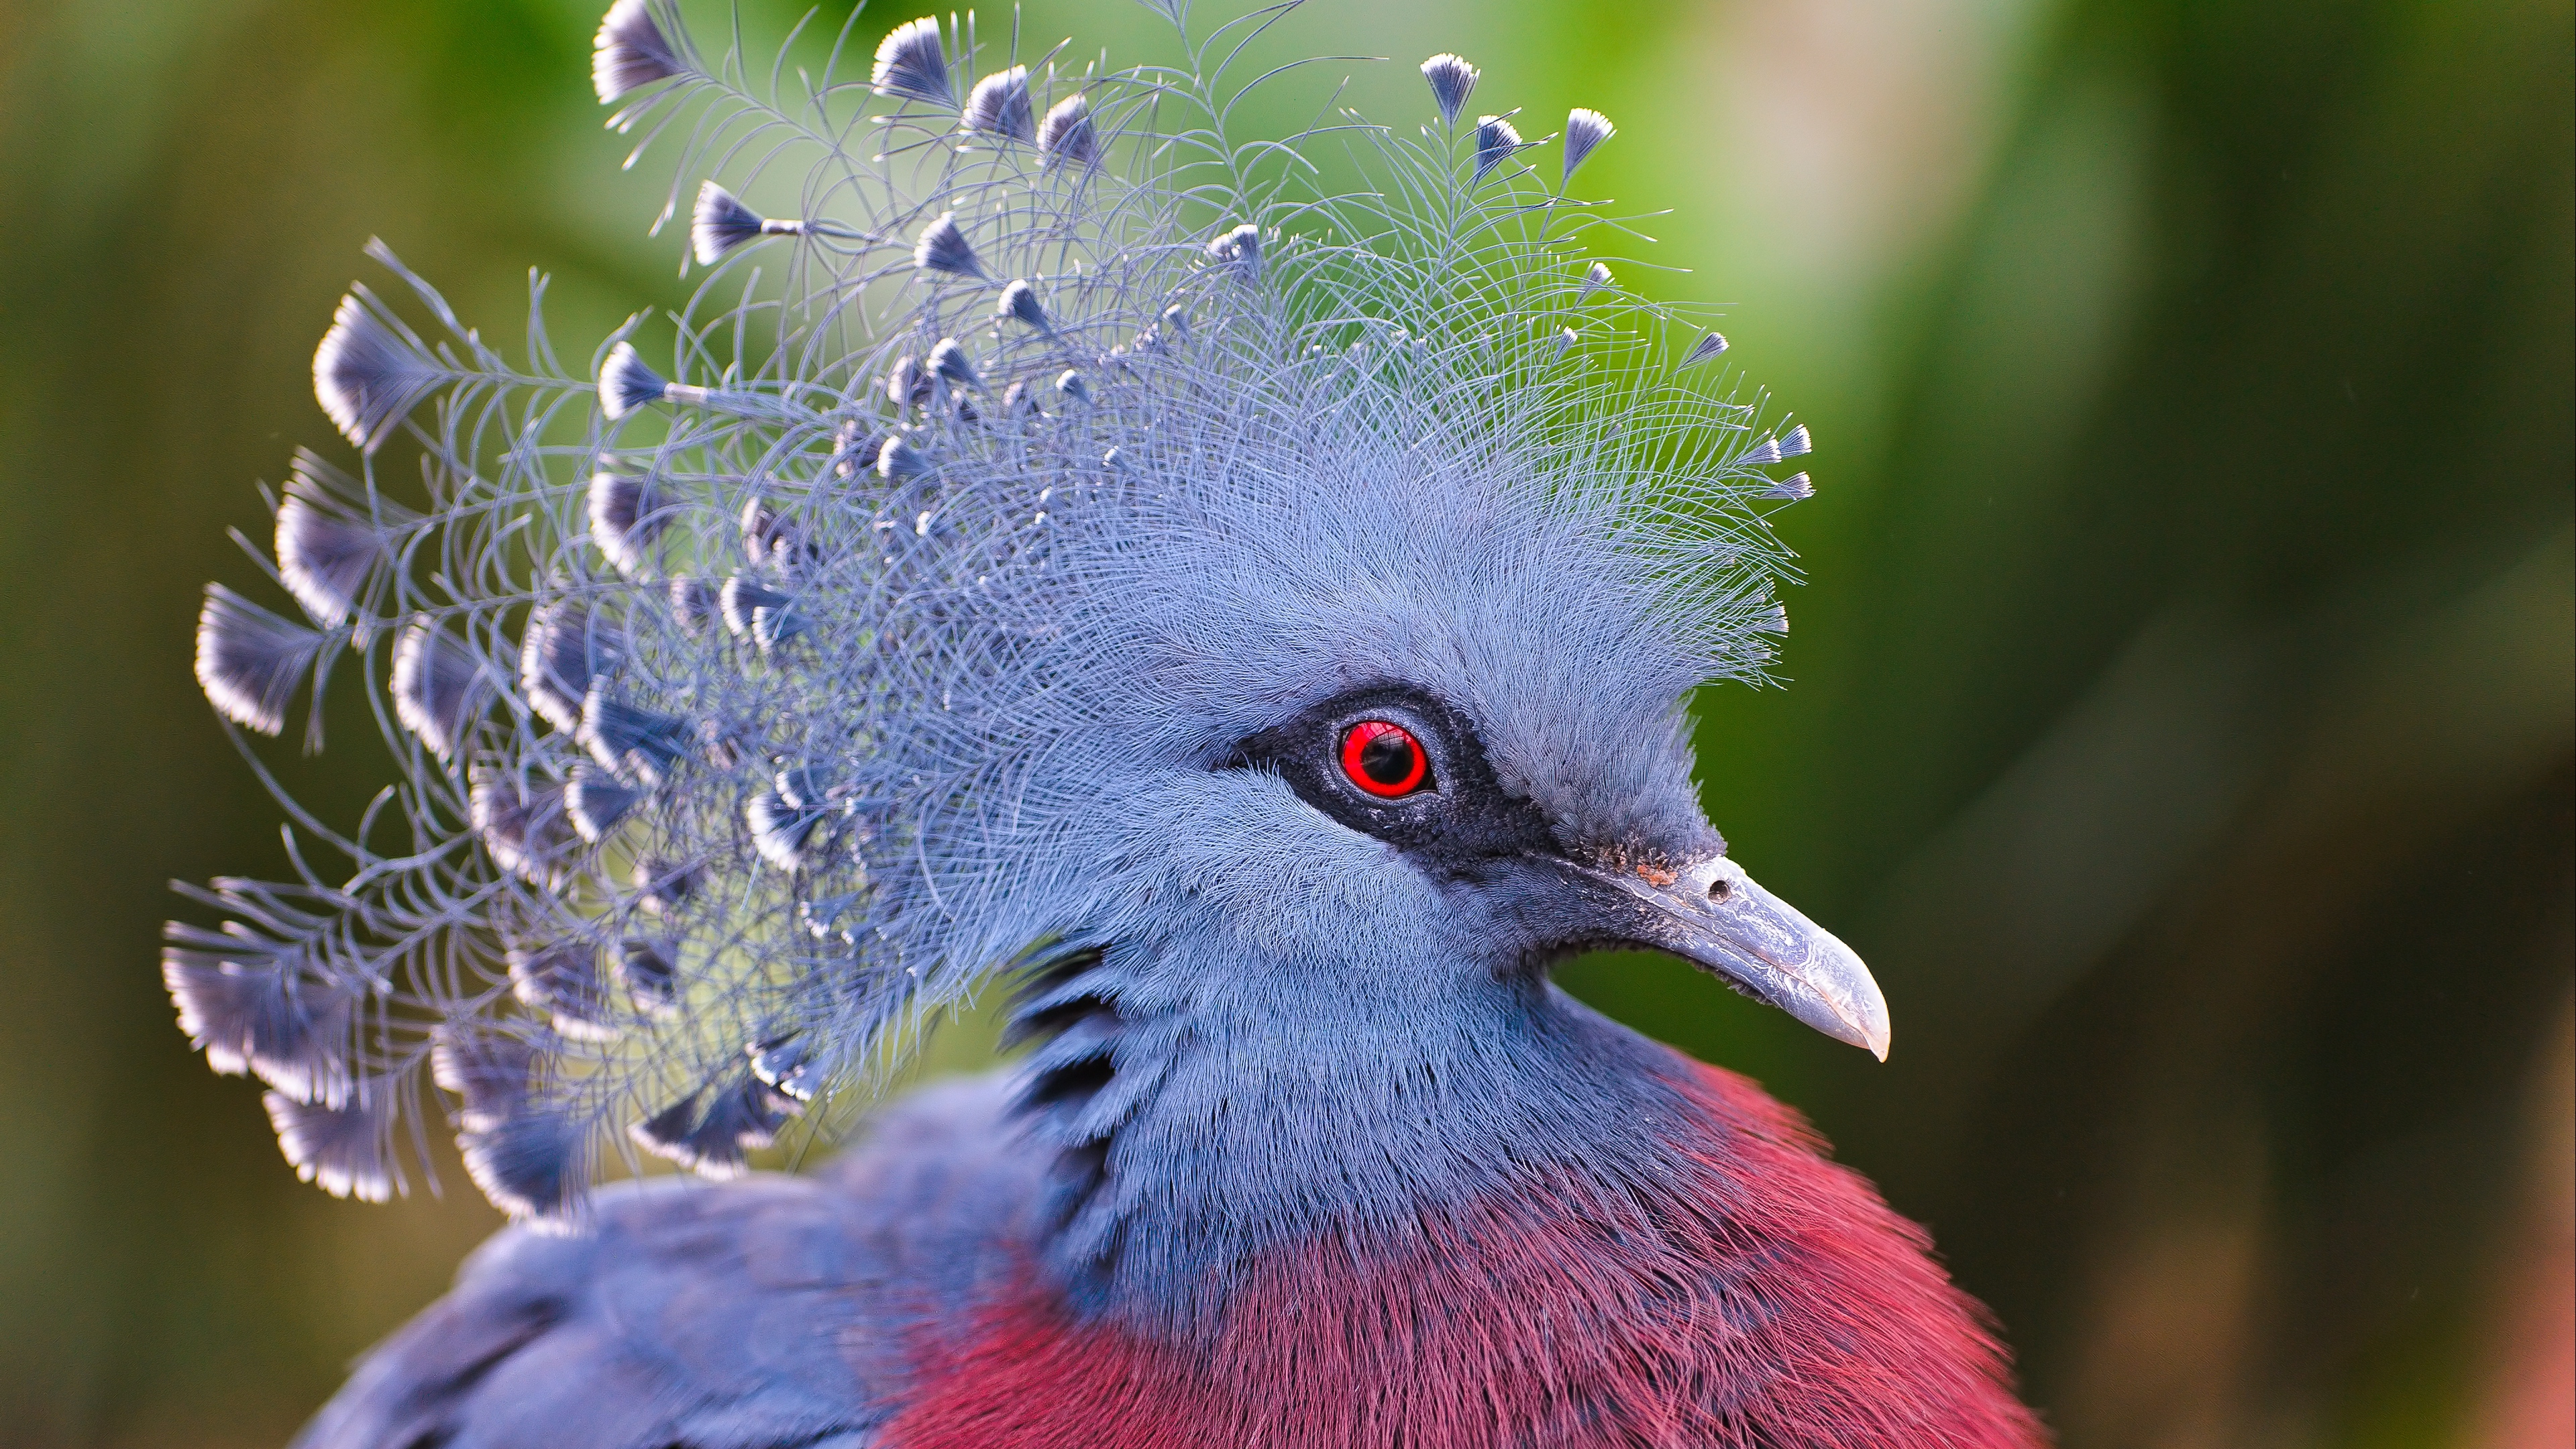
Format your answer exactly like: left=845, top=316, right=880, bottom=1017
left=593, top=0, right=688, bottom=103
left=598, top=341, right=669, bottom=420
left=313, top=290, right=439, bottom=452
left=1037, top=93, right=1095, bottom=166
left=265, top=1089, right=400, bottom=1203
left=1420, top=54, right=1478, bottom=125
left=912, top=211, right=987, bottom=280
left=460, top=1110, right=586, bottom=1223
left=1562, top=107, right=1615, bottom=183
left=587, top=468, right=667, bottom=576
left=1473, top=115, right=1525, bottom=184
left=390, top=618, right=487, bottom=761
left=963, top=65, right=1034, bottom=141
left=195, top=584, right=326, bottom=736
left=871, top=17, right=954, bottom=108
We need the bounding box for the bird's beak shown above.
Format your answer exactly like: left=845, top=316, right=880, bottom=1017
left=1566, top=855, right=1892, bottom=1060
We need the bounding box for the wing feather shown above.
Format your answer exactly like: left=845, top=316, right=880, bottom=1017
left=292, top=1078, right=1030, bottom=1449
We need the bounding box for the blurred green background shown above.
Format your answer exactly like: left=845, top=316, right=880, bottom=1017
left=0, top=0, right=2567, bottom=1444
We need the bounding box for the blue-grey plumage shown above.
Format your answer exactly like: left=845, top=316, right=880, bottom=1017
left=617, top=937, right=681, bottom=1018
left=996, top=278, right=1053, bottom=335
left=431, top=1023, right=541, bottom=1133
left=1203, top=223, right=1262, bottom=281
left=596, top=341, right=670, bottom=420
left=506, top=941, right=620, bottom=1042
left=468, top=772, right=576, bottom=888
left=564, top=765, right=642, bottom=843
left=292, top=1079, right=1029, bottom=1448
left=519, top=602, right=620, bottom=735
left=578, top=692, right=688, bottom=784
left=388, top=618, right=488, bottom=762
left=166, top=5, right=1952, bottom=1439
left=875, top=434, right=930, bottom=481
left=926, top=338, right=983, bottom=391
left=717, top=575, right=790, bottom=638
left=165, top=912, right=359, bottom=1106
left=264, top=1087, right=402, bottom=1203
left=1578, top=258, right=1615, bottom=306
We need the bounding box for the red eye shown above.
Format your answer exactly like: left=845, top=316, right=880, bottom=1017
left=1340, top=720, right=1428, bottom=798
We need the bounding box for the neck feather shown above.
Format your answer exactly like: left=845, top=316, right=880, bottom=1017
left=1006, top=941, right=1711, bottom=1330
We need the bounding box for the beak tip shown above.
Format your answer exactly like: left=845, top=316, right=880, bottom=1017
left=1796, top=992, right=1892, bottom=1061
left=1825, top=973, right=1892, bottom=1062
left=1837, top=1008, right=1892, bottom=1062
left=1860, top=1000, right=1892, bottom=1061
left=1819, top=951, right=1892, bottom=1063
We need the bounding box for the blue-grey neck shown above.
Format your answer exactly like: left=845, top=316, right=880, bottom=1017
left=1008, top=928, right=1704, bottom=1331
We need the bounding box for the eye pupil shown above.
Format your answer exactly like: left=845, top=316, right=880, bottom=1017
left=1340, top=720, right=1428, bottom=797
left=1358, top=732, right=1413, bottom=784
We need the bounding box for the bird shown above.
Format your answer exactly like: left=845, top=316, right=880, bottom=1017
left=171, top=3, right=2049, bottom=1444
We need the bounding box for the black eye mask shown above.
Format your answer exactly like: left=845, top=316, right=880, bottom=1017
left=1222, top=684, right=1562, bottom=877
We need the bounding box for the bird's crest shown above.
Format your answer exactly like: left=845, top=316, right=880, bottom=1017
left=172, top=0, right=1815, bottom=1221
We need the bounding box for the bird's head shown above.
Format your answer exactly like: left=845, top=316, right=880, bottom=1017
left=1024, top=442, right=1886, bottom=1064
left=170, top=3, right=1873, bottom=1222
